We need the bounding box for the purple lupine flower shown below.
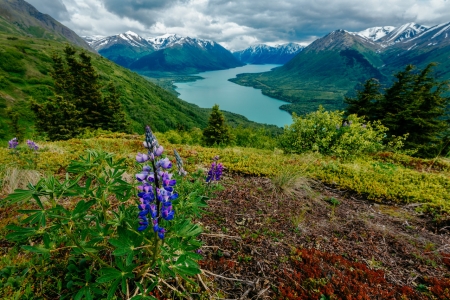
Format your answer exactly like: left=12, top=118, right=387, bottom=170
left=8, top=138, right=18, bottom=149
left=157, top=228, right=166, bottom=239
left=136, top=125, right=177, bottom=239
left=156, top=158, right=172, bottom=169
left=26, top=140, right=39, bottom=151
left=136, top=152, right=149, bottom=163
left=206, top=161, right=224, bottom=182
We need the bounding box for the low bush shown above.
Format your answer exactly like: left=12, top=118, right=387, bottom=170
left=279, top=106, right=389, bottom=159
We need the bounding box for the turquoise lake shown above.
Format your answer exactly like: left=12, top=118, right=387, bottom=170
left=175, top=64, right=293, bottom=127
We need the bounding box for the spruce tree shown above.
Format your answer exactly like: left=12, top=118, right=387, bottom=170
left=380, top=64, right=449, bottom=156
left=32, top=45, right=128, bottom=140
left=202, top=104, right=233, bottom=146
left=345, top=78, right=383, bottom=121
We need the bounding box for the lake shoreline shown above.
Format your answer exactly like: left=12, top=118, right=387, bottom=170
left=174, top=64, right=293, bottom=127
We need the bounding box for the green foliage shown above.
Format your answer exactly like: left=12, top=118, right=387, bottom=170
left=346, top=64, right=450, bottom=157
left=279, top=106, right=388, bottom=158
left=31, top=46, right=129, bottom=140
left=3, top=150, right=206, bottom=298
left=0, top=48, right=26, bottom=75
left=231, top=126, right=278, bottom=150
left=203, top=104, right=233, bottom=146
left=345, top=78, right=383, bottom=120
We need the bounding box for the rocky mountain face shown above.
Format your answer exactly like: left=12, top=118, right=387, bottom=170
left=233, top=43, right=303, bottom=64
left=0, top=0, right=92, bottom=51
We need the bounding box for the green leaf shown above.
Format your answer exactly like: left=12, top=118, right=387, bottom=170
left=4, top=189, right=34, bottom=204
left=74, top=287, right=86, bottom=300
left=5, top=225, right=37, bottom=241
left=96, top=268, right=122, bottom=283
left=107, top=278, right=121, bottom=300
left=22, top=245, right=50, bottom=255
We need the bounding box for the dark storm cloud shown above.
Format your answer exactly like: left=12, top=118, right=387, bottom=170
left=204, top=0, right=450, bottom=45
left=100, top=0, right=189, bottom=26
left=45, top=0, right=450, bottom=50
left=26, top=0, right=70, bottom=21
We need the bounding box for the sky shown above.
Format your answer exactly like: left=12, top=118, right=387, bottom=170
left=26, top=0, right=450, bottom=51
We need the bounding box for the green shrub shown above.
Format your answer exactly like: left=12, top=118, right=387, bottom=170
left=279, top=106, right=388, bottom=159
left=0, top=49, right=26, bottom=75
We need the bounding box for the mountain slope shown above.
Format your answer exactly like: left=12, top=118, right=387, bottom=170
left=0, top=0, right=92, bottom=51
left=233, top=43, right=303, bottom=64
left=85, top=33, right=243, bottom=73
left=129, top=36, right=244, bottom=74
left=230, top=22, right=450, bottom=116
left=85, top=31, right=156, bottom=68
left=230, top=30, right=386, bottom=114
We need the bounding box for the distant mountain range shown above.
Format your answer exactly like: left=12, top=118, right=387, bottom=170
left=230, top=21, right=450, bottom=115
left=84, top=32, right=244, bottom=74
left=232, top=43, right=304, bottom=64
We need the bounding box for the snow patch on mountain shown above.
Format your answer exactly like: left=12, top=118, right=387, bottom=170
left=355, top=26, right=395, bottom=41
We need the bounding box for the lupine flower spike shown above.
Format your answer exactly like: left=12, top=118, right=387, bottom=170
left=206, top=155, right=224, bottom=182
left=136, top=125, right=177, bottom=239
left=8, top=138, right=18, bottom=149
left=174, top=149, right=187, bottom=176
left=27, top=140, right=39, bottom=151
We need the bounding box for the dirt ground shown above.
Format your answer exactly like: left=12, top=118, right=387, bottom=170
left=197, top=174, right=450, bottom=299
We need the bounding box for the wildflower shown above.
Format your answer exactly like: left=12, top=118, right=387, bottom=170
left=26, top=140, right=39, bottom=151
left=206, top=160, right=224, bottom=182
left=174, top=149, right=187, bottom=176
left=136, top=125, right=177, bottom=239
left=136, top=152, right=149, bottom=163
left=8, top=138, right=18, bottom=149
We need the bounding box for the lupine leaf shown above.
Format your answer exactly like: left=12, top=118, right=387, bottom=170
left=4, top=189, right=34, bottom=204
left=22, top=245, right=50, bottom=254
left=107, top=278, right=121, bottom=300
left=96, top=268, right=122, bottom=283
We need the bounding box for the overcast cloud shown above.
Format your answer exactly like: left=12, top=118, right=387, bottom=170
left=26, top=0, right=450, bottom=50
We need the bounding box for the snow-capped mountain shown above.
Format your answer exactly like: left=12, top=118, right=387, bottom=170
left=376, top=23, right=429, bottom=45
left=83, top=31, right=242, bottom=73
left=84, top=31, right=155, bottom=51
left=233, top=43, right=304, bottom=64
left=355, top=26, right=396, bottom=41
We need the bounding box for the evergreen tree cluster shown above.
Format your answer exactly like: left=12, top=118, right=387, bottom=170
left=31, top=46, right=128, bottom=140
left=345, top=63, right=450, bottom=157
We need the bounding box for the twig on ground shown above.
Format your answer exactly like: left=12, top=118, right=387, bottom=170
left=202, top=269, right=254, bottom=286
left=201, top=233, right=242, bottom=240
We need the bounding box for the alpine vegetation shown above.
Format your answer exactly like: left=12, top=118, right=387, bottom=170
left=3, top=126, right=206, bottom=299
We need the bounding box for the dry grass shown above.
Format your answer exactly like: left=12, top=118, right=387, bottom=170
left=1, top=168, right=41, bottom=195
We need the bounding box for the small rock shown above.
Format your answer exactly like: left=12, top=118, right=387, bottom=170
left=223, top=251, right=231, bottom=258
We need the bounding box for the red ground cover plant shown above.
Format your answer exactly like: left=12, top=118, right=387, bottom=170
left=277, top=248, right=422, bottom=300
left=423, top=277, right=450, bottom=299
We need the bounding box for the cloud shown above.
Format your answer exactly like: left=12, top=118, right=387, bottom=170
left=43, top=0, right=450, bottom=50
left=26, top=0, right=70, bottom=21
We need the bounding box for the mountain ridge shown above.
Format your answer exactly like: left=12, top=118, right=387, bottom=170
left=0, top=0, right=92, bottom=51
left=233, top=43, right=304, bottom=64
left=84, top=31, right=243, bottom=73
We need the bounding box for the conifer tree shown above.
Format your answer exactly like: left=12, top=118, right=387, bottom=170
left=202, top=104, right=233, bottom=146
left=345, top=78, right=383, bottom=121
left=379, top=64, right=449, bottom=156
left=32, top=45, right=128, bottom=140
left=347, top=63, right=450, bottom=157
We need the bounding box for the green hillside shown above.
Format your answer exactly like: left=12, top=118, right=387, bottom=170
left=230, top=32, right=386, bottom=115
left=0, top=28, right=279, bottom=140
left=0, top=0, right=91, bottom=50
left=230, top=29, right=450, bottom=116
